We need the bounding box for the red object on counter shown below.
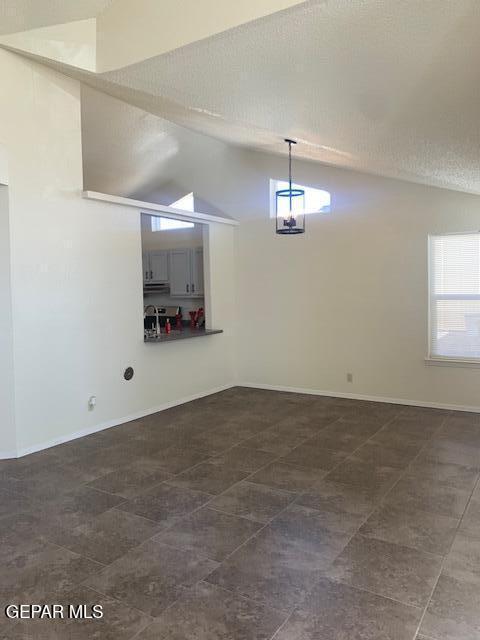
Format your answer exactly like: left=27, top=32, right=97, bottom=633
left=175, top=313, right=182, bottom=330
left=165, top=318, right=171, bottom=334
left=188, top=307, right=205, bottom=329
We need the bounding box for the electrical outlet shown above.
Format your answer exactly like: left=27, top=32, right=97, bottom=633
left=346, top=373, right=353, bottom=383
left=88, top=396, right=96, bottom=410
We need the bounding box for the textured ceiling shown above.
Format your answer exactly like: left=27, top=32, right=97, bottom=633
left=81, top=85, right=237, bottom=219
left=3, top=0, right=480, bottom=193
left=0, top=0, right=113, bottom=35
left=81, top=85, right=195, bottom=197
left=100, top=0, right=480, bottom=193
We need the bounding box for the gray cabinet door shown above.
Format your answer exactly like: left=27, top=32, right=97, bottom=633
left=191, top=248, right=204, bottom=297
left=149, top=250, right=169, bottom=282
left=169, top=249, right=190, bottom=296
left=142, top=252, right=150, bottom=284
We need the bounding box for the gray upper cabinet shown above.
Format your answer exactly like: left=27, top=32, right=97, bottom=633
left=143, top=250, right=169, bottom=283
left=169, top=249, right=191, bottom=296
left=169, top=248, right=204, bottom=297
left=149, top=250, right=169, bottom=283
left=191, top=247, right=204, bottom=296
left=142, top=252, right=150, bottom=284
left=144, top=247, right=204, bottom=295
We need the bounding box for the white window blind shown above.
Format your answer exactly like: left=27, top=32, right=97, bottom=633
left=429, top=232, right=480, bottom=360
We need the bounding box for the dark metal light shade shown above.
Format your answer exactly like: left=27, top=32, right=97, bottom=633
left=276, top=139, right=305, bottom=235
left=275, top=188, right=305, bottom=234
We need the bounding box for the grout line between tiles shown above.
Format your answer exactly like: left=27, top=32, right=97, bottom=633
left=6, top=393, right=480, bottom=639
left=83, top=584, right=155, bottom=622
left=266, top=407, right=432, bottom=639
left=268, top=609, right=295, bottom=640
left=190, top=409, right=409, bottom=613
left=53, top=411, right=436, bottom=613
left=86, top=412, right=313, bottom=627
left=261, top=408, right=452, bottom=624
left=412, top=463, right=480, bottom=639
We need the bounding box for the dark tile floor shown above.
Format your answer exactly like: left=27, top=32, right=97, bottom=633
left=1, top=387, right=479, bottom=639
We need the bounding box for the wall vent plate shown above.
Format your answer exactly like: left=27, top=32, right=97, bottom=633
left=124, top=366, right=134, bottom=381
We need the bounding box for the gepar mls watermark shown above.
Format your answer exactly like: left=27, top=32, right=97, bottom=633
left=5, top=604, right=103, bottom=620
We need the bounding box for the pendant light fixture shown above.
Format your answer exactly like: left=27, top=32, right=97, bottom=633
left=276, top=139, right=305, bottom=235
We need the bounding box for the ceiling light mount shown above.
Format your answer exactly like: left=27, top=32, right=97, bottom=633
left=275, top=139, right=305, bottom=235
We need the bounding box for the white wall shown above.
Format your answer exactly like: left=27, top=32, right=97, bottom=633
left=0, top=49, right=236, bottom=457
left=0, top=142, right=8, bottom=185
left=232, top=151, right=480, bottom=410
left=4, top=46, right=480, bottom=462
left=0, top=185, right=16, bottom=456
left=81, top=85, right=237, bottom=221
left=82, top=88, right=480, bottom=411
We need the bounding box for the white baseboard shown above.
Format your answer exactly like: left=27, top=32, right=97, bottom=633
left=0, top=447, right=17, bottom=459
left=5, top=380, right=479, bottom=461
left=240, top=382, right=480, bottom=414
left=2, top=383, right=234, bottom=460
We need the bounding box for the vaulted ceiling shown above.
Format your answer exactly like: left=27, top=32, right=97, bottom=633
left=2, top=0, right=480, bottom=194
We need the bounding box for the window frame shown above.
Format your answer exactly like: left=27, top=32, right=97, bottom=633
left=427, top=230, right=480, bottom=367
left=151, top=216, right=195, bottom=232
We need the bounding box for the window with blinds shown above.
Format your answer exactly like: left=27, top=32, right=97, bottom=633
left=429, top=232, right=480, bottom=360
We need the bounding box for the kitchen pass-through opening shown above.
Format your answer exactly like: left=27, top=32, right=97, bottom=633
left=141, top=213, right=207, bottom=340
